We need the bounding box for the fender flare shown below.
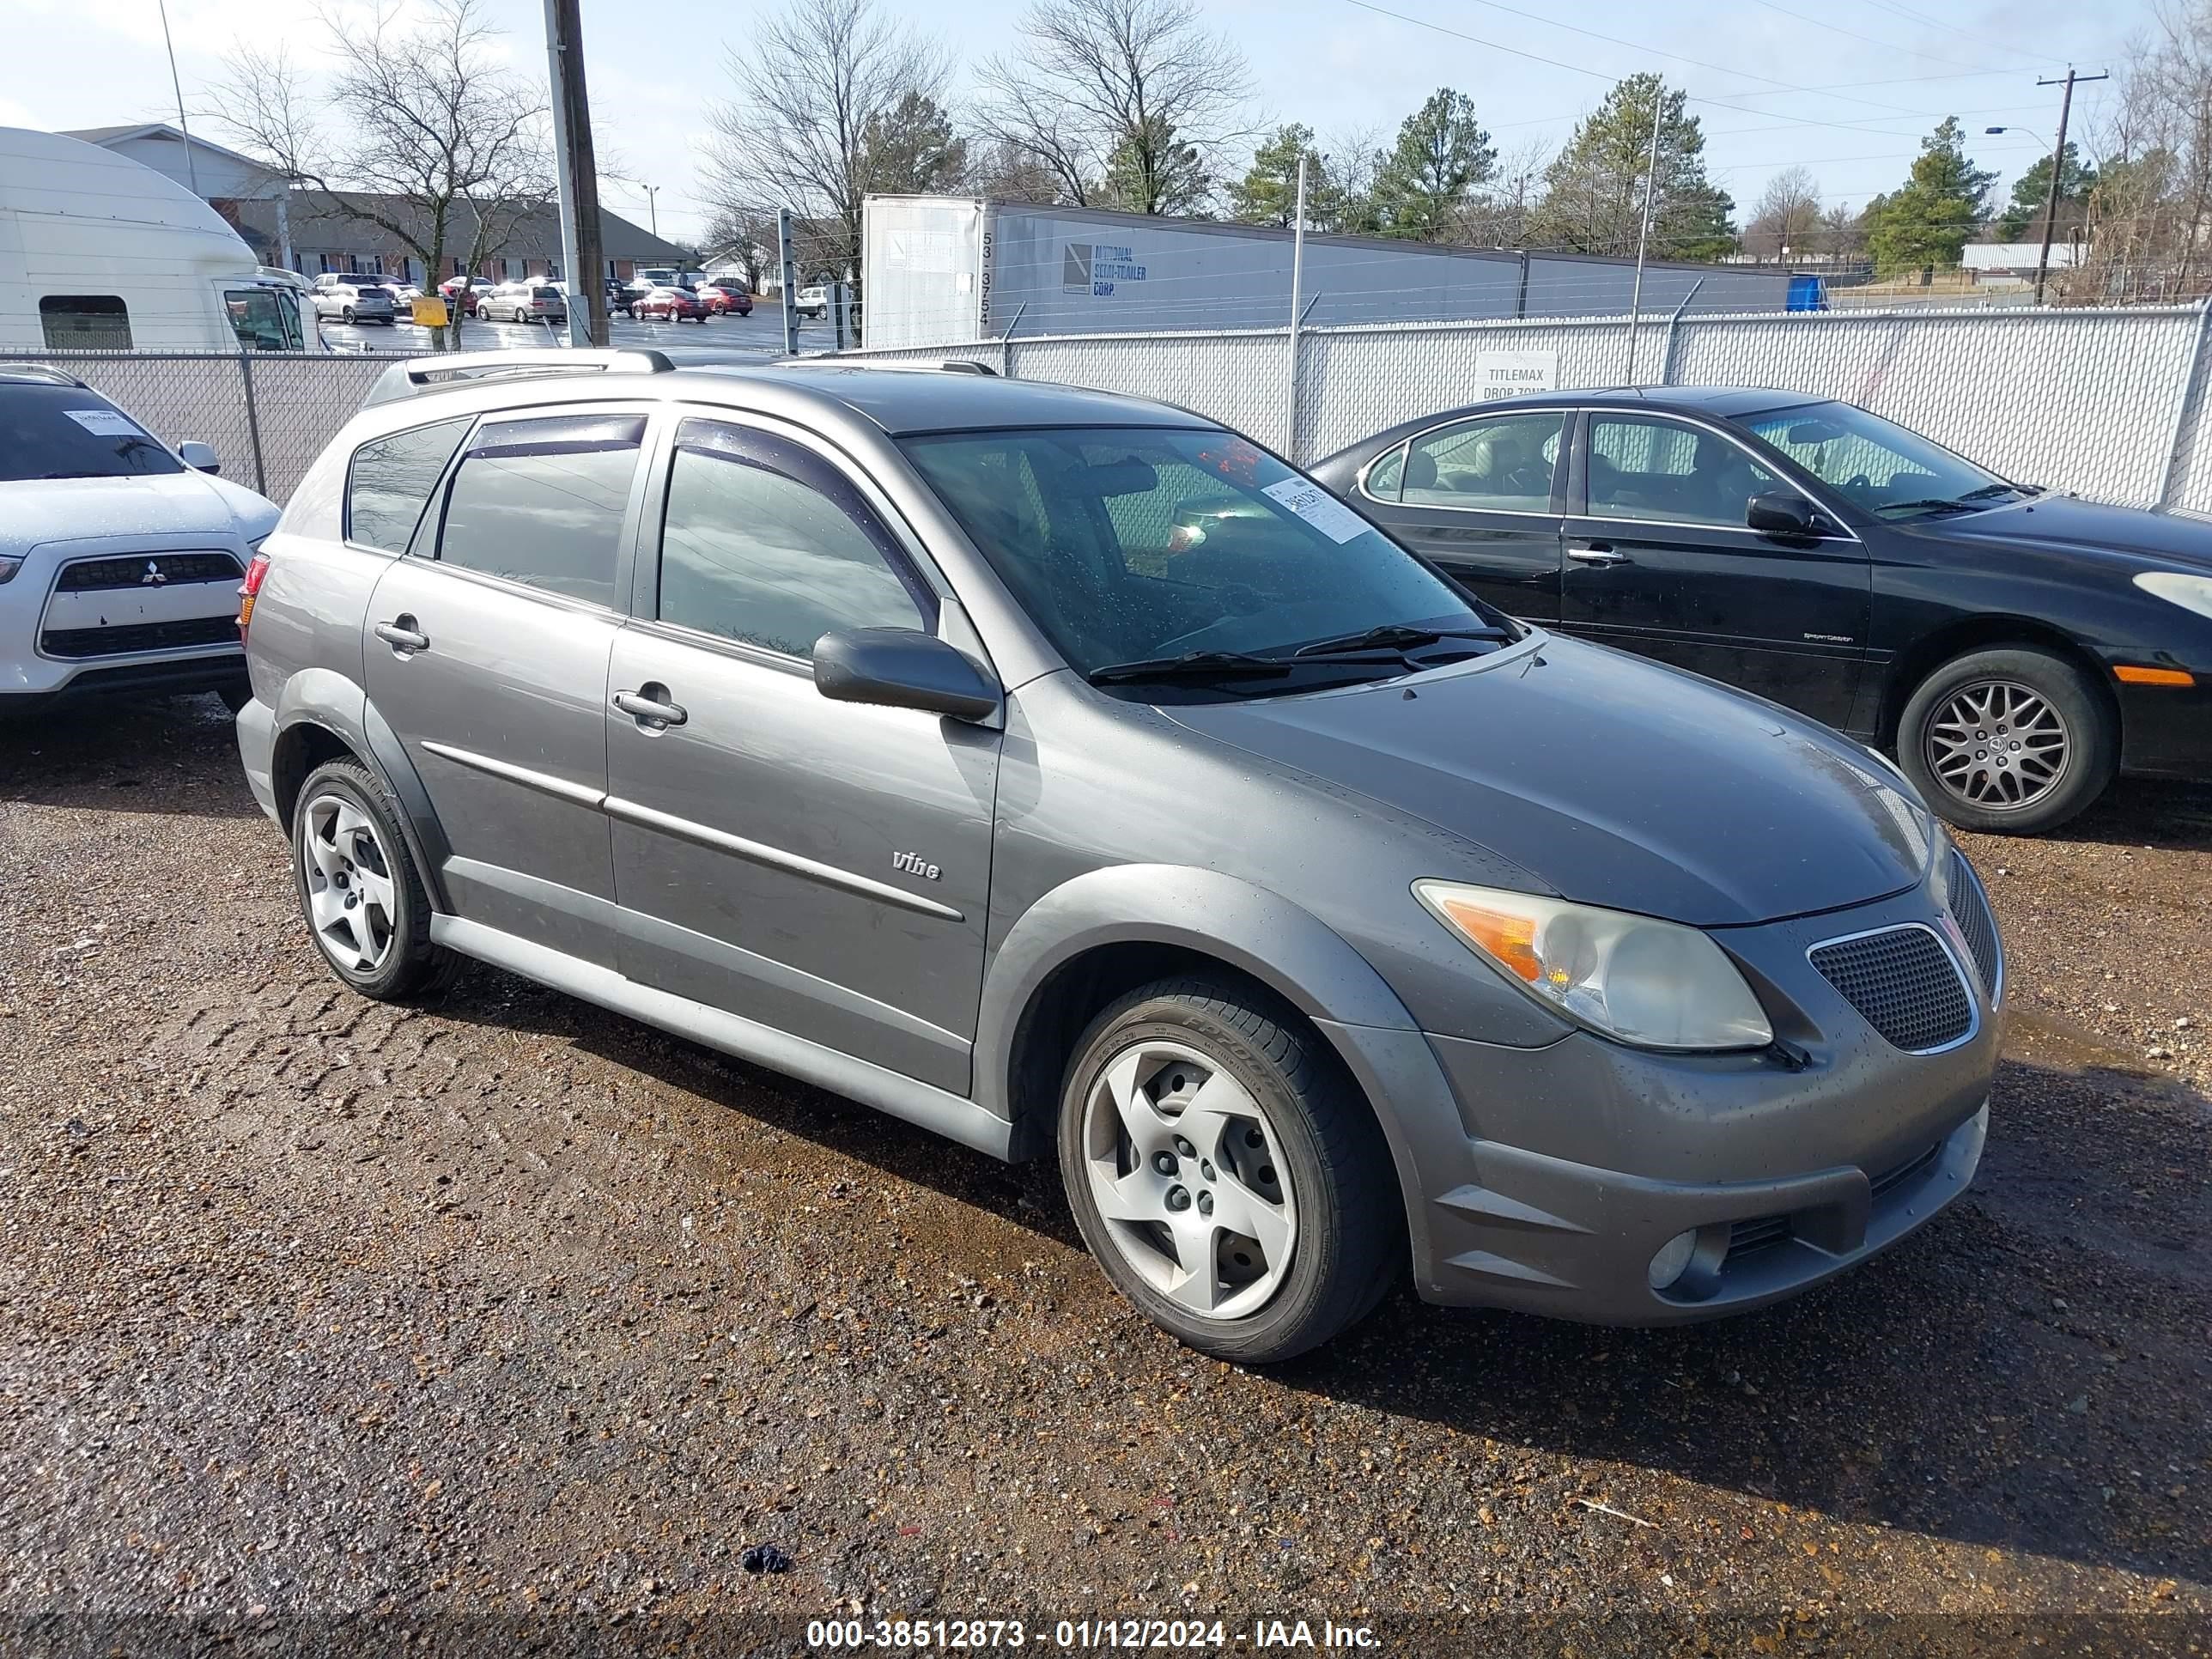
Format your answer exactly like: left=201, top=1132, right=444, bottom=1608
left=975, top=865, right=1464, bottom=1272
left=273, top=671, right=453, bottom=912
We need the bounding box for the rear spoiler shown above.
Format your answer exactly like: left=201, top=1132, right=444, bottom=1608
left=364, top=348, right=677, bottom=406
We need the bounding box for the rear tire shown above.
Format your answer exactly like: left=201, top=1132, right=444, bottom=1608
left=1895, top=646, right=2116, bottom=834
left=1058, top=977, right=1401, bottom=1363
left=291, top=758, right=453, bottom=1001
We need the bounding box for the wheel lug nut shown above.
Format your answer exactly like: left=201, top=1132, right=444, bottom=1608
left=1200, top=1158, right=1216, bottom=1182
left=1173, top=1136, right=1195, bottom=1158
left=1197, top=1192, right=1214, bottom=1216
left=1164, top=1185, right=1192, bottom=1212
left=1152, top=1152, right=1177, bottom=1176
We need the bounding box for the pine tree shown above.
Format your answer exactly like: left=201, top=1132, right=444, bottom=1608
left=1996, top=142, right=2098, bottom=240
left=1370, top=89, right=1495, bottom=241
left=1228, top=124, right=1334, bottom=228
left=1865, top=117, right=1997, bottom=274
left=1529, top=74, right=1735, bottom=260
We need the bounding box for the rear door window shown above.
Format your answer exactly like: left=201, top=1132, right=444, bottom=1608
left=1403, top=412, right=1564, bottom=512
left=346, top=416, right=474, bottom=551
left=433, top=413, right=644, bottom=606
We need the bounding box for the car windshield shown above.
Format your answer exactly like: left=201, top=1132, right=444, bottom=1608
left=1732, top=399, right=2027, bottom=519
left=902, top=426, right=1506, bottom=689
left=0, top=381, right=184, bottom=482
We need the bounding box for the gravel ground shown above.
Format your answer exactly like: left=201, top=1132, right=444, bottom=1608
left=1, top=696, right=2207, bottom=1657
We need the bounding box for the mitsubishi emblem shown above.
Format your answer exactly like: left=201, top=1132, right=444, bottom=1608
left=141, top=561, right=167, bottom=586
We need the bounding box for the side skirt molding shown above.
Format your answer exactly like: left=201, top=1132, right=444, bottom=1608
left=429, top=915, right=1013, bottom=1160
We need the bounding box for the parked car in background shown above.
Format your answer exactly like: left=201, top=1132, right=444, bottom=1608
left=437, top=276, right=495, bottom=311
left=633, top=285, right=707, bottom=324
left=695, top=282, right=752, bottom=316
left=309, top=274, right=398, bottom=325
left=480, top=281, right=566, bottom=325
left=794, top=284, right=829, bottom=319
left=2, top=364, right=276, bottom=709
left=1311, top=388, right=2212, bottom=834
left=233, top=349, right=1998, bottom=1362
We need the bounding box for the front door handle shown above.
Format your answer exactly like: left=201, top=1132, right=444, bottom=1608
left=613, top=686, right=688, bottom=728
left=1567, top=543, right=1631, bottom=567
left=374, top=617, right=429, bottom=653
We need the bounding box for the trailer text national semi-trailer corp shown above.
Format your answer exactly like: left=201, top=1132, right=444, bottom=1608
left=860, top=196, right=1820, bottom=351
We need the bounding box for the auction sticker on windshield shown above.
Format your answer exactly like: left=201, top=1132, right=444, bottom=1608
left=1261, top=476, right=1370, bottom=544
left=64, top=409, right=146, bottom=437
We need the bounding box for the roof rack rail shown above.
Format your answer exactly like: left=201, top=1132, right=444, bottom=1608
left=0, top=362, right=90, bottom=388
left=364, top=348, right=677, bottom=407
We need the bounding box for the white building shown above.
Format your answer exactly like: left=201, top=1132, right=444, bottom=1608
left=59, top=123, right=294, bottom=268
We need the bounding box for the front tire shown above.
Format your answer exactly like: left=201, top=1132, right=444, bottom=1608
left=291, top=758, right=452, bottom=1000
left=1058, top=977, right=1400, bottom=1363
left=1896, top=646, right=2117, bottom=834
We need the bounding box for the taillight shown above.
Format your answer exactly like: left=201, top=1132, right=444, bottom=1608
left=237, top=550, right=271, bottom=636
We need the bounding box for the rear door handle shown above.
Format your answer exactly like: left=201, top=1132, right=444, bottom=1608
left=374, top=617, right=429, bottom=653
left=1567, top=543, right=1631, bottom=567
left=613, top=687, right=688, bottom=728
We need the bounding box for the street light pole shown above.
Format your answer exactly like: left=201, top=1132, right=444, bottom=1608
left=644, top=184, right=660, bottom=240
left=155, top=0, right=200, bottom=200
left=2033, top=67, right=2107, bottom=306
left=1626, top=78, right=1664, bottom=381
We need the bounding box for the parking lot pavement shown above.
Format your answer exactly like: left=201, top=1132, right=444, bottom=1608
left=316, top=313, right=837, bottom=363
left=1, top=696, right=2207, bottom=1651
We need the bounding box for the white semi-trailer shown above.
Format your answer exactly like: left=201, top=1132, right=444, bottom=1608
left=862, top=195, right=1808, bottom=351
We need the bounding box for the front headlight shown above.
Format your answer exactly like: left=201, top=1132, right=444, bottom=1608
left=0, top=555, right=20, bottom=586
left=2135, top=569, right=2212, bottom=622
left=1415, top=880, right=1773, bottom=1051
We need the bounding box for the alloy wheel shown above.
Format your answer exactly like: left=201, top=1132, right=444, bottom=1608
left=300, top=793, right=398, bottom=974
left=1923, top=678, right=2071, bottom=812
left=1081, top=1039, right=1297, bottom=1321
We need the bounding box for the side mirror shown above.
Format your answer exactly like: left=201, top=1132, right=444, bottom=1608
left=1747, top=490, right=1817, bottom=537
left=814, top=627, right=1000, bottom=722
left=178, top=441, right=221, bottom=474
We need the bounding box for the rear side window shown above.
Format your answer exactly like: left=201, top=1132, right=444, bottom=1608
left=655, top=417, right=929, bottom=659
left=1404, top=411, right=1563, bottom=512
left=346, top=417, right=472, bottom=551
left=40, top=295, right=131, bottom=349
left=434, top=413, right=643, bottom=606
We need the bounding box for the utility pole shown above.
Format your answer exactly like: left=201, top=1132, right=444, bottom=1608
left=1626, top=78, right=1665, bottom=381
left=643, top=184, right=660, bottom=239
left=2034, top=67, right=2107, bottom=307
left=543, top=0, right=609, bottom=346
left=1285, top=153, right=1309, bottom=459
left=155, top=0, right=201, bottom=200
left=778, top=208, right=800, bottom=356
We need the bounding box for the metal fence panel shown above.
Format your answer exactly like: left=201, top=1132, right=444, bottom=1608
left=1009, top=329, right=1291, bottom=449
left=236, top=354, right=391, bottom=501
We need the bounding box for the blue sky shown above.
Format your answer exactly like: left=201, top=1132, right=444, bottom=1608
left=3, top=0, right=2148, bottom=244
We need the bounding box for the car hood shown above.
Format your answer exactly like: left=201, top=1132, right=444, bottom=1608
left=1164, top=635, right=1936, bottom=927
left=2, top=471, right=276, bottom=556
left=1923, top=492, right=2212, bottom=572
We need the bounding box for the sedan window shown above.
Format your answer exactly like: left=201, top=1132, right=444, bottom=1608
left=434, top=414, right=642, bottom=606
left=1733, top=399, right=2027, bottom=519
left=1403, top=412, right=1563, bottom=513
left=1588, top=416, right=1781, bottom=529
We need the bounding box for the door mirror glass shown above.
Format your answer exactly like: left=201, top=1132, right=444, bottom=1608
left=1747, top=490, right=1819, bottom=537
left=177, top=440, right=221, bottom=474
left=814, top=628, right=1000, bottom=721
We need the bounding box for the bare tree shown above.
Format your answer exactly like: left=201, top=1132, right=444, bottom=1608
left=213, top=0, right=552, bottom=349
left=1455, top=136, right=1553, bottom=246
left=702, top=0, right=947, bottom=309
left=1743, top=166, right=1823, bottom=263
left=973, top=0, right=1252, bottom=216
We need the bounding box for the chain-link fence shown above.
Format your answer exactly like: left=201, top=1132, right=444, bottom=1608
left=835, top=301, right=2212, bottom=516
left=4, top=350, right=393, bottom=502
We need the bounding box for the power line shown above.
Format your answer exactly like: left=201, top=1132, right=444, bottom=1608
left=1856, top=0, right=2051, bottom=68
left=1739, top=0, right=2000, bottom=75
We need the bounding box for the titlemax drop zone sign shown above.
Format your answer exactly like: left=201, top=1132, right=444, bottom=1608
left=1473, top=349, right=1559, bottom=401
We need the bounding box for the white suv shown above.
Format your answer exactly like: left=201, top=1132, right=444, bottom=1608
left=1, top=366, right=278, bottom=708
left=309, top=274, right=398, bottom=325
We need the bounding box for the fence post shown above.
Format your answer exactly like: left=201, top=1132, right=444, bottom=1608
left=1000, top=301, right=1027, bottom=377
left=2158, top=300, right=2212, bottom=512
left=1658, top=278, right=1705, bottom=387
left=237, top=349, right=269, bottom=497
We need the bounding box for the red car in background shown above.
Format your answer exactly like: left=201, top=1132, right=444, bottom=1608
left=634, top=285, right=708, bottom=324
left=696, top=283, right=753, bottom=316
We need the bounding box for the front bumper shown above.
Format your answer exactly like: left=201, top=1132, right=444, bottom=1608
left=1323, top=878, right=2000, bottom=1326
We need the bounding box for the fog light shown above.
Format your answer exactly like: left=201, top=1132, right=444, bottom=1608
left=1647, top=1229, right=1698, bottom=1291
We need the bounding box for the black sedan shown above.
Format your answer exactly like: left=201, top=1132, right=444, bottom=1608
left=1310, top=388, right=2212, bottom=833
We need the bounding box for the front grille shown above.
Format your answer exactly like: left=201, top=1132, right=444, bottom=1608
left=1947, top=849, right=2002, bottom=1001
left=1869, top=1140, right=1943, bottom=1202
left=55, top=552, right=242, bottom=591
left=1810, top=925, right=1974, bottom=1054
left=1726, top=1214, right=1792, bottom=1260
left=40, top=616, right=240, bottom=659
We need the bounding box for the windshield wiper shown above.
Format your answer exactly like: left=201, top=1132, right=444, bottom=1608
left=1957, top=482, right=2028, bottom=501
left=1293, top=622, right=1510, bottom=658
left=1087, top=649, right=1296, bottom=685
left=1883, top=497, right=1986, bottom=516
